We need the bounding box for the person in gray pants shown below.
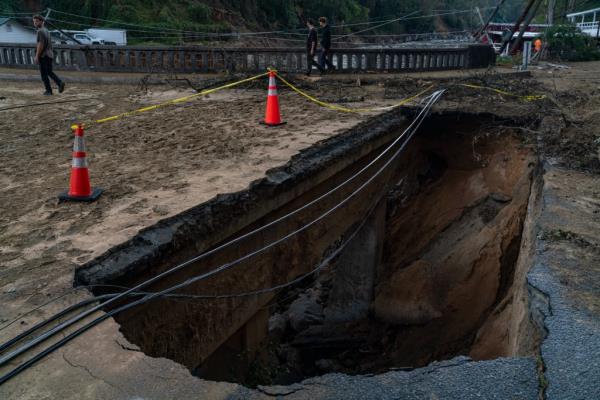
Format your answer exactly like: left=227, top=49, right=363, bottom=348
left=33, top=15, right=65, bottom=95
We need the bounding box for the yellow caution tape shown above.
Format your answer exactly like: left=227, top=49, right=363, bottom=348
left=72, top=71, right=270, bottom=130
left=274, top=72, right=435, bottom=113
left=70, top=69, right=542, bottom=132
left=458, top=83, right=546, bottom=102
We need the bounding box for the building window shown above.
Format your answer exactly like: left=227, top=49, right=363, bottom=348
left=6, top=23, right=12, bottom=32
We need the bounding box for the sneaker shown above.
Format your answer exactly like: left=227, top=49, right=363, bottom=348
left=58, top=82, right=65, bottom=93
left=43, top=91, right=52, bottom=96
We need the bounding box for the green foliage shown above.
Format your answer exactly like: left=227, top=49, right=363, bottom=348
left=545, top=24, right=600, bottom=61
left=301, top=0, right=370, bottom=25
left=188, top=4, right=211, bottom=23
left=253, top=1, right=299, bottom=29
left=496, top=55, right=514, bottom=66
left=0, top=0, right=25, bottom=14
left=106, top=4, right=139, bottom=23
left=7, top=0, right=600, bottom=47
left=0, top=0, right=506, bottom=33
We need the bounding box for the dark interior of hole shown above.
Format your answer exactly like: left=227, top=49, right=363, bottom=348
left=91, top=113, right=537, bottom=388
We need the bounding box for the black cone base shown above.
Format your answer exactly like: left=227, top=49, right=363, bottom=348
left=260, top=121, right=287, bottom=127
left=58, top=187, right=104, bottom=203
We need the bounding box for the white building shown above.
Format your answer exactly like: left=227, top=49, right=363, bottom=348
left=567, top=7, right=600, bottom=38
left=0, top=17, right=37, bottom=43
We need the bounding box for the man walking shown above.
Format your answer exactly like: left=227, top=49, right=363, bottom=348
left=306, top=19, right=323, bottom=76
left=319, top=17, right=335, bottom=72
left=33, top=15, right=65, bottom=95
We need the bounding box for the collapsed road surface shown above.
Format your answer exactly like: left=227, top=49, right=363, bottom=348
left=1, top=65, right=599, bottom=399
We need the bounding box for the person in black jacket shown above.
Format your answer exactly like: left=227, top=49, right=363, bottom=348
left=319, top=17, right=335, bottom=72
left=306, top=19, right=323, bottom=76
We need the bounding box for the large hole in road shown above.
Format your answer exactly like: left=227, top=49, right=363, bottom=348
left=85, top=112, right=540, bottom=388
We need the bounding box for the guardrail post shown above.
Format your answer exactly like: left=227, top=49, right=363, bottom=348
left=167, top=50, right=175, bottom=71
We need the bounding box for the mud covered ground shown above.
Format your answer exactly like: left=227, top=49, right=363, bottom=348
left=0, top=64, right=598, bottom=394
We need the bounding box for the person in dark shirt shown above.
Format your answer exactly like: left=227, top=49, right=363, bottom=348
left=306, top=19, right=323, bottom=76
left=33, top=15, right=65, bottom=96
left=319, top=17, right=335, bottom=72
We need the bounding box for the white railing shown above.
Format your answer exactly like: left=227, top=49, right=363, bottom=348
left=576, top=22, right=599, bottom=30
left=576, top=22, right=600, bottom=37
left=0, top=43, right=496, bottom=73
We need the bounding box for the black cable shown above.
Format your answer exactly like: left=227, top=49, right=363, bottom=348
left=3, top=89, right=438, bottom=365
left=0, top=89, right=440, bottom=369
left=0, top=90, right=443, bottom=385
left=0, top=245, right=338, bottom=354
left=0, top=288, right=86, bottom=333
left=0, top=189, right=377, bottom=355
left=0, top=76, right=397, bottom=334
left=0, top=192, right=377, bottom=384
left=2, top=89, right=439, bottom=355
left=0, top=294, right=115, bottom=353
left=0, top=284, right=132, bottom=333
left=0, top=134, right=376, bottom=353
left=0, top=247, right=333, bottom=352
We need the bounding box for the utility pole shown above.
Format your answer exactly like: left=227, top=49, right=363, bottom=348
left=509, top=0, right=543, bottom=55
left=499, top=0, right=537, bottom=54
left=546, top=0, right=556, bottom=25
left=596, top=14, right=600, bottom=43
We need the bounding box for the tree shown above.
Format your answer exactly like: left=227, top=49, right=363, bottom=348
left=547, top=0, right=556, bottom=24
left=545, top=23, right=600, bottom=60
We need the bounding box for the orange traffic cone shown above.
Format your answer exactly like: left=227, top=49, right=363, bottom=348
left=58, top=124, right=103, bottom=202
left=263, top=71, right=286, bottom=126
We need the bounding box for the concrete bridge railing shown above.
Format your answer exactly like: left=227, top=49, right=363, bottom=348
left=0, top=43, right=495, bottom=74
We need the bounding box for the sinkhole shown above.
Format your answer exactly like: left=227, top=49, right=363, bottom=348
left=79, top=111, right=542, bottom=388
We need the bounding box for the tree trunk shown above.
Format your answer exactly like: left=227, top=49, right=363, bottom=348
left=546, top=0, right=556, bottom=25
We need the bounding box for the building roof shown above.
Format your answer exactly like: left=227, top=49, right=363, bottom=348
left=0, top=17, right=34, bottom=31
left=0, top=17, right=30, bottom=27
left=488, top=30, right=543, bottom=38
left=567, top=7, right=600, bottom=18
